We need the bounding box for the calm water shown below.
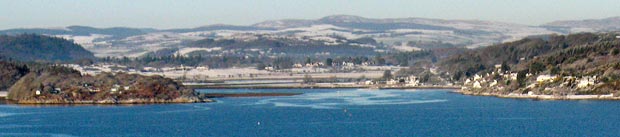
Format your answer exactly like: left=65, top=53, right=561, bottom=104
left=2, top=89, right=620, bottom=137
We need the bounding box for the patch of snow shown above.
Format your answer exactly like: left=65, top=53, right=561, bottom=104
left=55, top=34, right=111, bottom=47
left=176, top=47, right=223, bottom=55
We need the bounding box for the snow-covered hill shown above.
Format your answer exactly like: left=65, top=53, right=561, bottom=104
left=2, top=15, right=590, bottom=58
left=544, top=16, right=620, bottom=33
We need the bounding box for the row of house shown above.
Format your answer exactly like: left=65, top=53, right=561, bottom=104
left=463, top=63, right=601, bottom=92
left=361, top=76, right=420, bottom=87
left=292, top=62, right=326, bottom=68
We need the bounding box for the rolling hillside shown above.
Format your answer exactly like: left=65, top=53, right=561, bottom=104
left=0, top=34, right=95, bottom=62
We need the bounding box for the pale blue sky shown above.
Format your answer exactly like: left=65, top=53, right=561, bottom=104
left=1, top=0, right=619, bottom=29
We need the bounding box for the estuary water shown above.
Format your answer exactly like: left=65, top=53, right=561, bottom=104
left=1, top=89, right=620, bottom=136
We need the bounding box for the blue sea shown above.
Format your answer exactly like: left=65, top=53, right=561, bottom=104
left=2, top=89, right=620, bottom=136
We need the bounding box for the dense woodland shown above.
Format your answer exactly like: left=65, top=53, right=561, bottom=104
left=99, top=49, right=446, bottom=69
left=0, top=61, right=29, bottom=90
left=0, top=61, right=81, bottom=91
left=186, top=36, right=379, bottom=56
left=0, top=34, right=95, bottom=62
left=441, top=32, right=620, bottom=95
left=438, top=33, right=616, bottom=80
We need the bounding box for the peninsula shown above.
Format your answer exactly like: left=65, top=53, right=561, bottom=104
left=6, top=66, right=210, bottom=104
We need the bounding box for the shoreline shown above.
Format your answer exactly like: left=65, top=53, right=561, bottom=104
left=8, top=98, right=213, bottom=104
left=455, top=89, right=620, bottom=100
left=188, top=84, right=460, bottom=90
left=1, top=93, right=213, bottom=104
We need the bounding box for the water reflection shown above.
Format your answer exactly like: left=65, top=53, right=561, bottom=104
left=254, top=89, right=447, bottom=109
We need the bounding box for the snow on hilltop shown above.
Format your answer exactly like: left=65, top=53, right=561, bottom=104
left=7, top=15, right=607, bottom=57
left=544, top=16, right=620, bottom=33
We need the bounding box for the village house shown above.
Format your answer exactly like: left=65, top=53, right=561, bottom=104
left=536, top=75, right=556, bottom=82
left=342, top=62, right=355, bottom=67
left=142, top=67, right=159, bottom=72
left=473, top=81, right=482, bottom=88
left=111, top=84, right=121, bottom=93
left=386, top=79, right=399, bottom=85
left=577, top=76, right=597, bottom=88
left=361, top=62, right=371, bottom=66
left=489, top=80, right=498, bottom=87
left=293, top=63, right=303, bottom=68
left=494, top=64, right=502, bottom=72
left=406, top=76, right=420, bottom=86
left=196, top=66, right=209, bottom=71
left=364, top=80, right=375, bottom=85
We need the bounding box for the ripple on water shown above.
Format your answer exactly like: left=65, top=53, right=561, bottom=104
left=0, top=133, right=78, bottom=137
left=254, top=89, right=447, bottom=109
left=155, top=105, right=211, bottom=114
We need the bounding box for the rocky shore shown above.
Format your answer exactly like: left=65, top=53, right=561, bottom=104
left=6, top=67, right=212, bottom=104
left=12, top=96, right=211, bottom=104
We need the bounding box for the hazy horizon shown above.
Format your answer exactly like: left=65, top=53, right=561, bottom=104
left=1, top=0, right=620, bottom=30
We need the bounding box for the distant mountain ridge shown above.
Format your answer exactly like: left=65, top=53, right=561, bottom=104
left=0, top=15, right=617, bottom=58
left=543, top=16, right=620, bottom=33
left=2, top=15, right=616, bottom=37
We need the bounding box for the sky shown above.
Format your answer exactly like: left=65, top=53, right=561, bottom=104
left=1, top=0, right=619, bottom=30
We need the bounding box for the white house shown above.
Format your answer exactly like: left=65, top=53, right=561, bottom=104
left=508, top=73, right=518, bottom=80
left=536, top=75, right=556, bottom=82
left=494, top=64, right=502, bottom=69
left=293, top=63, right=303, bottom=68
left=407, top=76, right=420, bottom=86
left=577, top=76, right=596, bottom=88
left=473, top=81, right=482, bottom=88
left=387, top=79, right=399, bottom=85
left=494, top=64, right=502, bottom=72
left=343, top=62, right=355, bottom=67
left=196, top=66, right=209, bottom=70
left=527, top=91, right=535, bottom=96
left=489, top=80, right=498, bottom=87
left=364, top=80, right=375, bottom=85
left=142, top=67, right=158, bottom=72
left=474, top=74, right=482, bottom=81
